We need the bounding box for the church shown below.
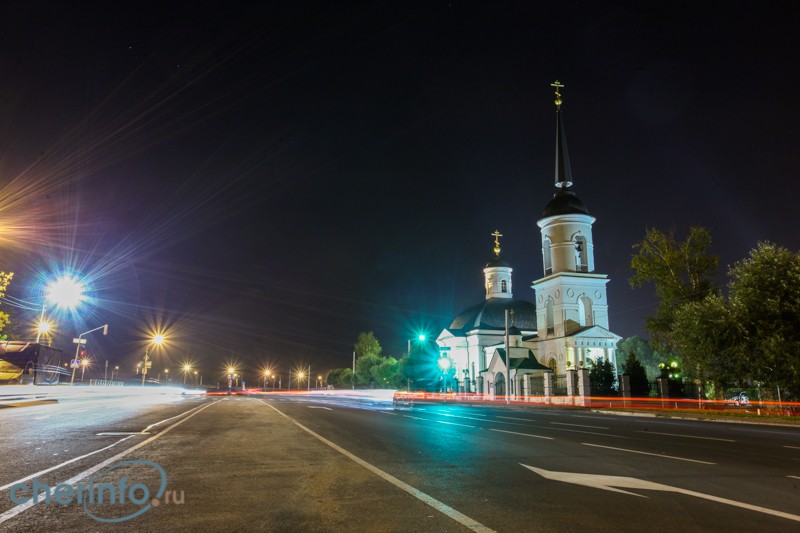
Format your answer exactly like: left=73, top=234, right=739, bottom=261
left=435, top=82, right=621, bottom=397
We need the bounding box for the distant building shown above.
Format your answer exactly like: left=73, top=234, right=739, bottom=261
left=436, top=83, right=621, bottom=395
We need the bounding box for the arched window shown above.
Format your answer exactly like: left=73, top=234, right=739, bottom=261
left=545, top=299, right=555, bottom=335
left=578, top=296, right=593, bottom=327
left=501, top=279, right=508, bottom=293
left=575, top=236, right=588, bottom=272
left=543, top=237, right=552, bottom=275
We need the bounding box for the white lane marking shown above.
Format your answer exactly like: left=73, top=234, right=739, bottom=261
left=32, top=416, right=50, bottom=420
left=784, top=446, right=800, bottom=450
left=496, top=416, right=536, bottom=422
left=403, top=415, right=426, bottom=421
left=141, top=400, right=213, bottom=433
left=788, top=475, right=800, bottom=480
left=0, top=400, right=219, bottom=525
left=637, top=431, right=735, bottom=442
left=440, top=413, right=493, bottom=422
left=0, top=435, right=135, bottom=491
left=438, top=421, right=475, bottom=428
left=378, top=411, right=396, bottom=415
left=542, top=426, right=627, bottom=438
left=308, top=406, right=333, bottom=411
left=582, top=443, right=716, bottom=464
left=490, top=429, right=553, bottom=440
left=524, top=464, right=800, bottom=522
left=551, top=422, right=609, bottom=429
left=259, top=400, right=495, bottom=533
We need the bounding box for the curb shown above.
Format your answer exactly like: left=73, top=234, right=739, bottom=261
left=0, top=398, right=59, bottom=409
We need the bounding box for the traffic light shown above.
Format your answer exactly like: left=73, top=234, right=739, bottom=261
left=80, top=349, right=86, bottom=358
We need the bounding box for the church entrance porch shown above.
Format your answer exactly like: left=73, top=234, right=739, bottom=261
left=494, top=373, right=505, bottom=396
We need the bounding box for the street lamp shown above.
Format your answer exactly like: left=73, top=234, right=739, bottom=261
left=182, top=363, right=192, bottom=385
left=141, top=334, right=165, bottom=387
left=36, top=275, right=86, bottom=343
left=80, top=358, right=89, bottom=382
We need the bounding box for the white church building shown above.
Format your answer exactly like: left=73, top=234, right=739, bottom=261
left=435, top=82, right=621, bottom=396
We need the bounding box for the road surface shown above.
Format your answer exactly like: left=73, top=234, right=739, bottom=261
left=0, top=391, right=798, bottom=532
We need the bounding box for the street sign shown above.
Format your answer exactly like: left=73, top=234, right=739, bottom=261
left=72, top=338, right=87, bottom=344
left=70, top=359, right=80, bottom=369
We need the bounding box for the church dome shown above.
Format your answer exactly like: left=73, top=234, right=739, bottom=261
left=541, top=188, right=590, bottom=218
left=485, top=256, right=510, bottom=268
left=449, top=297, right=537, bottom=332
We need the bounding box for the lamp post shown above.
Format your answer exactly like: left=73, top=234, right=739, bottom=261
left=80, top=358, right=89, bottom=382
left=182, top=364, right=192, bottom=385
left=141, top=334, right=165, bottom=387
left=37, top=275, right=86, bottom=343
left=71, top=324, right=108, bottom=385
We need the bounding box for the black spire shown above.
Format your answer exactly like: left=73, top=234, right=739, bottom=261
left=551, top=81, right=573, bottom=189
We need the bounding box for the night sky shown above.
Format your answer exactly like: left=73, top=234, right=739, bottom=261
left=1, top=2, right=798, bottom=381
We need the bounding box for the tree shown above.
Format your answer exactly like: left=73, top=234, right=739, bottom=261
left=370, top=357, right=399, bottom=388
left=617, top=336, right=664, bottom=380
left=621, top=351, right=650, bottom=397
left=355, top=354, right=383, bottom=387
left=589, top=359, right=617, bottom=395
left=630, top=227, right=718, bottom=350
left=325, top=368, right=353, bottom=388
left=0, top=271, right=13, bottom=340
left=672, top=294, right=744, bottom=394
left=354, top=331, right=382, bottom=360
left=727, top=242, right=800, bottom=398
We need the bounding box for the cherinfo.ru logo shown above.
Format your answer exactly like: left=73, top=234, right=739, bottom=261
left=9, top=460, right=184, bottom=523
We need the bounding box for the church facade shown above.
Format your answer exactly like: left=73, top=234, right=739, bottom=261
left=435, top=83, right=621, bottom=396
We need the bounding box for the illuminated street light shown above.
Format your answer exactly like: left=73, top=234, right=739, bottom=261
left=36, top=275, right=86, bottom=343
left=80, top=358, right=89, bottom=382
left=141, top=334, right=165, bottom=387
left=182, top=363, right=192, bottom=385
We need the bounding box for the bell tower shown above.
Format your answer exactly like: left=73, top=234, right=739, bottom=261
left=532, top=82, right=612, bottom=367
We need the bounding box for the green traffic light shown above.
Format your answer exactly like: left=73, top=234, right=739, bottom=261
left=418, top=333, right=426, bottom=341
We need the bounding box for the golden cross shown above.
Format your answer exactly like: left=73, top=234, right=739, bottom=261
left=550, top=80, right=564, bottom=109
left=491, top=230, right=503, bottom=257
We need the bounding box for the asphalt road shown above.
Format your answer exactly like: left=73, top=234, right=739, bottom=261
left=0, top=392, right=798, bottom=532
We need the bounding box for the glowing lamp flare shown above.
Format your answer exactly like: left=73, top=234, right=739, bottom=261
left=45, top=276, right=86, bottom=310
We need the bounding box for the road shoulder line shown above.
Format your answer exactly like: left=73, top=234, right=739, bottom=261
left=258, top=399, right=495, bottom=533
